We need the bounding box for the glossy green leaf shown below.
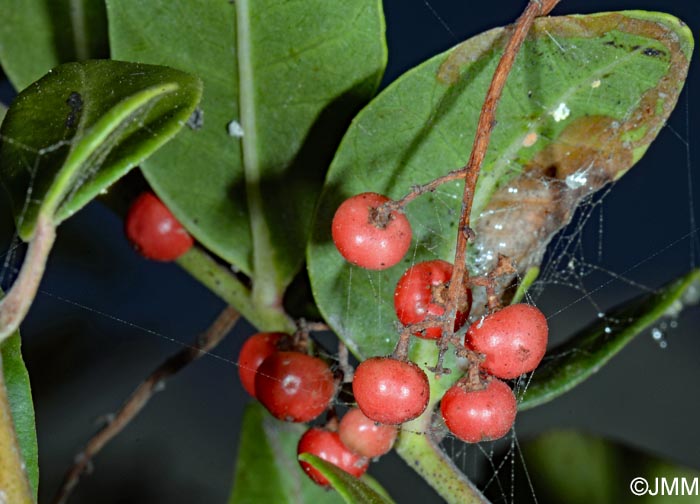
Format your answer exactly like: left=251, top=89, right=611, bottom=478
left=515, top=430, right=700, bottom=504
left=108, top=0, right=386, bottom=294
left=308, top=11, right=692, bottom=380
left=519, top=268, right=700, bottom=410
left=0, top=60, right=202, bottom=240
left=0, top=288, right=37, bottom=499
left=229, top=402, right=343, bottom=504
left=298, top=454, right=396, bottom=504
left=1, top=331, right=38, bottom=499
left=0, top=0, right=108, bottom=91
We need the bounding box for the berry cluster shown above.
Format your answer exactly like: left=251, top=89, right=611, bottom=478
left=232, top=191, right=550, bottom=486
left=441, top=303, right=548, bottom=443
left=331, top=192, right=549, bottom=444
left=237, top=331, right=399, bottom=487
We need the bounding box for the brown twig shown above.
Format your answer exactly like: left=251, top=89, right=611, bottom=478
left=52, top=306, right=241, bottom=504
left=469, top=255, right=517, bottom=311
left=432, top=0, right=561, bottom=374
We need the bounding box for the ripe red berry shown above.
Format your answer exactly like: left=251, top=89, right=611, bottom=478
left=465, top=303, right=548, bottom=379
left=297, top=427, right=369, bottom=486
left=255, top=351, right=336, bottom=423
left=331, top=192, right=412, bottom=270
left=339, top=408, right=397, bottom=458
left=125, top=192, right=194, bottom=261
left=352, top=357, right=429, bottom=425
left=440, top=378, right=516, bottom=443
left=237, top=332, right=285, bottom=397
left=394, top=260, right=471, bottom=339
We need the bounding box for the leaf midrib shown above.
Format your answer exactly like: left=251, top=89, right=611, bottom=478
left=236, top=0, right=282, bottom=311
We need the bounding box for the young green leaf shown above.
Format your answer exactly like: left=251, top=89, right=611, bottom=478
left=0, top=60, right=202, bottom=241
left=229, top=402, right=343, bottom=504
left=107, top=0, right=387, bottom=301
left=0, top=60, right=202, bottom=341
left=0, top=0, right=108, bottom=90
left=519, top=268, right=700, bottom=410
left=308, top=11, right=692, bottom=367
left=298, top=454, right=396, bottom=504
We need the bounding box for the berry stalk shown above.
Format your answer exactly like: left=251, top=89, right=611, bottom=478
left=436, top=0, right=561, bottom=373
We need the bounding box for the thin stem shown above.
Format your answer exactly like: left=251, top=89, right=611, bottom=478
left=395, top=418, right=487, bottom=504
left=51, top=306, right=241, bottom=504
left=435, top=0, right=560, bottom=373
left=99, top=179, right=294, bottom=333
left=176, top=245, right=295, bottom=333
left=0, top=354, right=34, bottom=504
left=0, top=213, right=56, bottom=344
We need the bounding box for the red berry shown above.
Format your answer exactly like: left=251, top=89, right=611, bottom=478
left=237, top=332, right=285, bottom=397
left=394, top=260, right=471, bottom=339
left=125, top=192, right=194, bottom=261
left=352, top=357, right=429, bottom=425
left=339, top=408, right=397, bottom=458
left=331, top=192, right=412, bottom=270
left=440, top=378, right=516, bottom=443
left=255, top=351, right=336, bottom=422
left=465, top=303, right=548, bottom=379
left=297, top=427, right=369, bottom=486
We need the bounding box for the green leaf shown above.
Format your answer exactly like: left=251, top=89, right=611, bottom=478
left=308, top=11, right=692, bottom=374
left=0, top=60, right=202, bottom=241
left=510, top=266, right=539, bottom=305
left=1, top=331, right=38, bottom=500
left=107, top=0, right=387, bottom=299
left=0, top=0, right=108, bottom=90
left=519, top=268, right=700, bottom=410
left=517, top=430, right=700, bottom=504
left=298, top=454, right=396, bottom=504
left=229, top=402, right=343, bottom=504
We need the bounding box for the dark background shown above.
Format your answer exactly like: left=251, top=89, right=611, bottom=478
left=1, top=0, right=699, bottom=502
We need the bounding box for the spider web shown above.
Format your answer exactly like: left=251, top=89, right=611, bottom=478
left=0, top=1, right=699, bottom=503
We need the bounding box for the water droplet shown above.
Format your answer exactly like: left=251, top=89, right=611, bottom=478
left=597, top=312, right=605, bottom=319
left=651, top=327, right=663, bottom=340
left=604, top=326, right=612, bottom=334
left=659, top=340, right=668, bottom=349
left=683, top=284, right=700, bottom=305
left=664, top=300, right=684, bottom=318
